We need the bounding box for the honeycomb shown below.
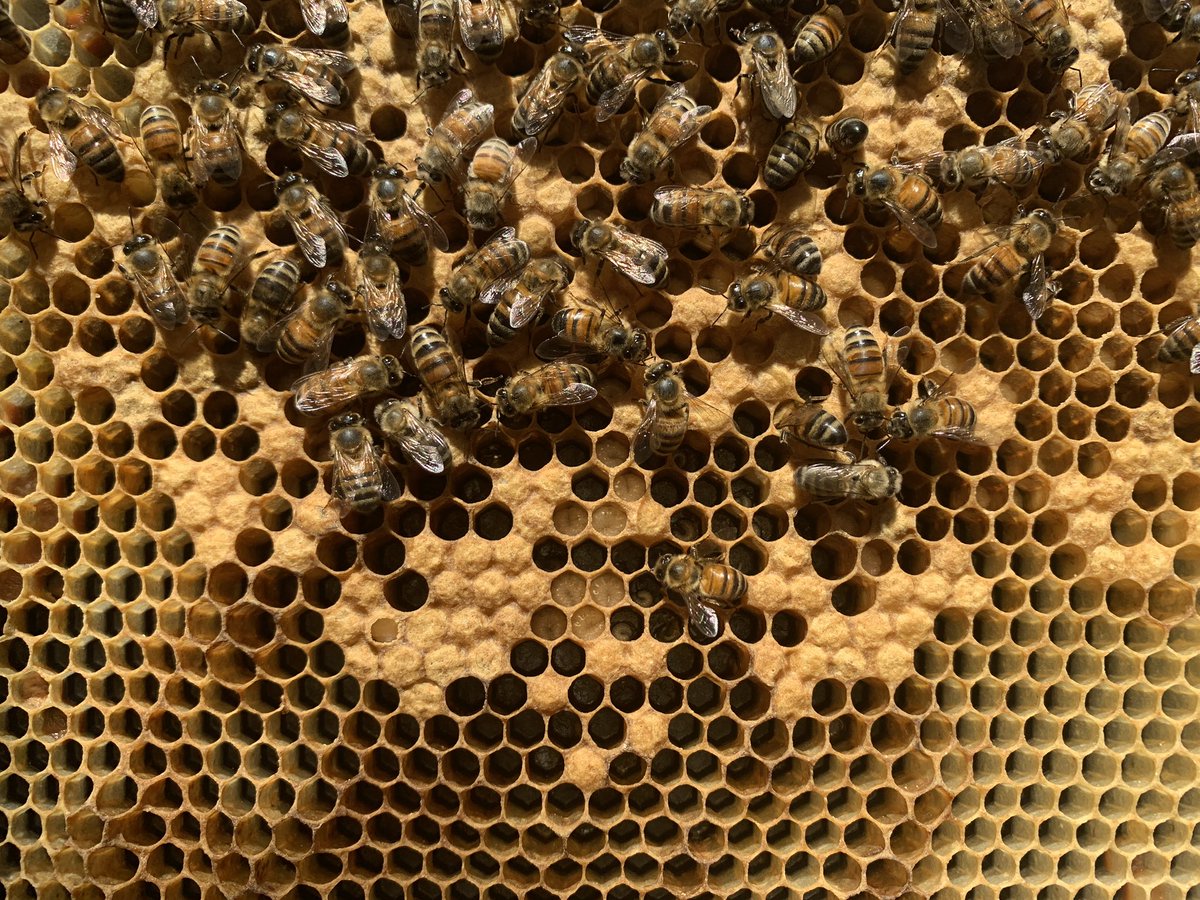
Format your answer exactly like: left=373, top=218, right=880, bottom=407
left=1, top=0, right=1200, bottom=895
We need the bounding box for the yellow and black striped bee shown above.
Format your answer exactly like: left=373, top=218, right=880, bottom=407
left=265, top=102, right=373, bottom=178
left=0, top=1, right=29, bottom=61
left=300, top=0, right=349, bottom=40
left=573, top=218, right=669, bottom=288
left=417, top=88, right=495, bottom=185
left=188, top=81, right=243, bottom=188
left=375, top=398, right=454, bottom=474
left=496, top=361, right=598, bottom=417
left=565, top=25, right=683, bottom=121
left=293, top=353, right=403, bottom=415
left=1088, top=106, right=1175, bottom=197
left=1158, top=312, right=1200, bottom=373
left=887, top=377, right=980, bottom=442
left=848, top=162, right=943, bottom=248
left=245, top=43, right=357, bottom=108
left=734, top=22, right=796, bottom=121
left=824, top=116, right=868, bottom=156
left=366, top=165, right=449, bottom=266
left=758, top=225, right=822, bottom=275
left=653, top=547, right=747, bottom=639
left=1147, top=162, right=1200, bottom=250
left=0, top=132, right=48, bottom=236
left=635, top=360, right=692, bottom=458
left=775, top=398, right=847, bottom=450
left=484, top=257, right=571, bottom=347
left=440, top=226, right=530, bottom=314
left=791, top=5, right=844, bottom=66
left=274, top=173, right=347, bottom=268
left=620, top=83, right=711, bottom=184
left=537, top=304, right=650, bottom=365
left=158, top=0, right=249, bottom=57
left=961, top=0, right=1022, bottom=59
left=328, top=413, right=401, bottom=516
left=456, top=0, right=514, bottom=61
left=242, top=256, right=303, bottom=351
left=824, top=326, right=907, bottom=434
left=1040, top=80, right=1122, bottom=163
left=139, top=105, right=197, bottom=210
left=726, top=270, right=830, bottom=335
left=410, top=324, right=483, bottom=430
left=1009, top=0, right=1078, bottom=73
left=118, top=234, right=188, bottom=331
left=931, top=137, right=1047, bottom=191
left=37, top=87, right=126, bottom=183
left=890, top=0, right=972, bottom=74
left=667, top=0, right=741, bottom=39
left=274, top=277, right=351, bottom=369
left=417, top=0, right=459, bottom=88
left=356, top=240, right=407, bottom=341
left=465, top=137, right=535, bottom=231
left=764, top=119, right=819, bottom=190
left=794, top=457, right=903, bottom=500
left=651, top=186, right=754, bottom=230
left=962, top=209, right=1058, bottom=319
left=97, top=0, right=158, bottom=39
left=187, top=224, right=244, bottom=332
left=513, top=45, right=589, bottom=138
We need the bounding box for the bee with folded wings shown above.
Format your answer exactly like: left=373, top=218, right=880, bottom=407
left=495, top=362, right=599, bottom=418
left=513, top=44, right=589, bottom=138
left=564, top=25, right=684, bottom=121
left=265, top=102, right=373, bottom=178
left=1088, top=103, right=1180, bottom=198
left=36, top=87, right=127, bottom=183
left=924, top=137, right=1047, bottom=193
left=328, top=413, right=400, bottom=516
left=733, top=22, right=796, bottom=121
left=457, top=0, right=515, bottom=61
left=1158, top=312, right=1200, bottom=373
left=366, top=164, right=449, bottom=267
left=887, top=376, right=980, bottom=442
left=825, top=326, right=908, bottom=435
left=537, top=303, right=650, bottom=366
left=293, top=353, right=403, bottom=415
left=274, top=172, right=347, bottom=268
left=375, top=398, right=454, bottom=474
left=634, top=361, right=726, bottom=460
left=356, top=240, right=406, bottom=341
left=961, top=209, right=1059, bottom=320
left=889, top=0, right=973, bottom=75
left=794, top=456, right=903, bottom=500
left=482, top=257, right=572, bottom=347
left=573, top=218, right=669, bottom=288
left=440, top=227, right=530, bottom=314
left=245, top=43, right=357, bottom=108
left=653, top=547, right=747, bottom=640
left=465, top=137, right=536, bottom=232
left=118, top=232, right=189, bottom=331
left=848, top=160, right=944, bottom=248
left=299, top=0, right=349, bottom=40
left=620, top=83, right=711, bottom=184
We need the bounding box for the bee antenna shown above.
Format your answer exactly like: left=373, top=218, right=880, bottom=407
left=708, top=306, right=726, bottom=330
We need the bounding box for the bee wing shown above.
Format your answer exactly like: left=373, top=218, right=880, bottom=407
left=78, top=103, right=125, bottom=142
left=963, top=0, right=1019, bottom=57
left=299, top=138, right=351, bottom=178
left=272, top=68, right=344, bottom=107
left=479, top=272, right=521, bottom=306
left=465, top=225, right=520, bottom=263
left=1021, top=254, right=1051, bottom=320
left=1074, top=82, right=1120, bottom=129
left=519, top=66, right=575, bottom=135
left=1106, top=102, right=1133, bottom=159
left=823, top=342, right=860, bottom=400
left=332, top=441, right=400, bottom=510
left=398, top=415, right=452, bottom=474
left=361, top=264, right=407, bottom=341
left=508, top=284, right=546, bottom=329
left=754, top=43, right=797, bottom=119
left=535, top=335, right=587, bottom=361
left=1190, top=343, right=1200, bottom=375
left=47, top=128, right=77, bottom=180
left=599, top=229, right=669, bottom=285
left=294, top=47, right=357, bottom=74
left=633, top=397, right=660, bottom=457
left=596, top=69, right=646, bottom=122
left=878, top=196, right=938, bottom=248
left=302, top=0, right=330, bottom=34
left=287, top=210, right=330, bottom=268
left=931, top=425, right=983, bottom=443
left=685, top=594, right=720, bottom=640
left=123, top=0, right=159, bottom=28
left=563, top=25, right=628, bottom=51
left=654, top=185, right=711, bottom=221
left=765, top=302, right=831, bottom=336
left=399, top=190, right=450, bottom=252
left=1156, top=131, right=1200, bottom=165
left=544, top=380, right=599, bottom=406
left=443, top=87, right=478, bottom=119
left=937, top=0, right=975, bottom=55
left=456, top=0, right=502, bottom=50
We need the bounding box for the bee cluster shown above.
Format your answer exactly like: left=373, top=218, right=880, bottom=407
left=2, top=0, right=1200, bottom=897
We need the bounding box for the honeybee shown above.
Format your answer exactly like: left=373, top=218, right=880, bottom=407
left=274, top=173, right=347, bottom=268
left=1174, top=64, right=1200, bottom=124
left=824, top=116, right=868, bottom=156
left=848, top=162, right=943, bottom=248
left=158, top=0, right=249, bottom=56
left=274, top=277, right=350, bottom=369
left=265, top=102, right=373, bottom=178
left=375, top=398, right=454, bottom=473
left=0, top=132, right=48, bottom=235
left=791, top=6, right=844, bottom=66
left=36, top=87, right=126, bottom=183
left=293, top=353, right=404, bottom=415
left=1147, top=162, right=1200, bottom=250
left=1088, top=107, right=1174, bottom=197
left=117, top=234, right=188, bottom=331
left=328, top=413, right=400, bottom=516
left=188, top=81, right=243, bottom=187
left=667, top=0, right=741, bottom=38
left=932, top=137, right=1047, bottom=191
left=97, top=0, right=157, bottom=38
left=634, top=360, right=719, bottom=458
left=890, top=0, right=972, bottom=74
left=734, top=22, right=797, bottom=121
left=416, top=0, right=459, bottom=87
left=537, top=304, right=650, bottom=365
left=497, top=361, right=598, bottom=418
left=0, top=3, right=28, bottom=61
left=410, top=324, right=483, bottom=429
left=794, top=457, right=903, bottom=500
left=573, top=218, right=669, bottom=288
left=440, top=226, right=530, bottom=313
left=764, top=119, right=819, bottom=190
left=513, top=45, right=589, bottom=137
left=725, top=270, right=830, bottom=335
left=245, top=43, right=356, bottom=108
left=1158, top=313, right=1200, bottom=373
left=774, top=399, right=847, bottom=450
left=465, top=137, right=535, bottom=231
left=187, top=223, right=244, bottom=331
left=824, top=326, right=908, bottom=434
left=565, top=26, right=683, bottom=121
left=483, top=257, right=571, bottom=347
left=457, top=0, right=514, bottom=61
left=300, top=0, right=348, bottom=37
left=366, top=165, right=449, bottom=266
left=1009, top=0, right=1078, bottom=73
left=888, top=377, right=979, bottom=442
left=620, top=84, right=711, bottom=184
left=758, top=225, right=821, bottom=275
left=242, top=257, right=303, bottom=351
left=653, top=548, right=747, bottom=640
left=962, top=209, right=1058, bottom=318
left=417, top=88, right=495, bottom=185
left=651, top=186, right=754, bottom=230
left=138, top=105, right=197, bottom=210
left=1040, top=80, right=1122, bottom=163
left=356, top=241, right=407, bottom=341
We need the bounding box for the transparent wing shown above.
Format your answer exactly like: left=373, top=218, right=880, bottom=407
left=456, top=0, right=502, bottom=50
left=879, top=196, right=938, bottom=248
left=823, top=342, right=860, bottom=401
left=563, top=25, right=629, bottom=51
left=479, top=273, right=521, bottom=307
left=535, top=335, right=584, bottom=360
left=937, top=0, right=975, bottom=55
left=332, top=442, right=400, bottom=511
left=965, top=0, right=1020, bottom=57
left=399, top=415, right=452, bottom=474
left=1157, top=130, right=1200, bottom=163
left=754, top=42, right=797, bottom=119
left=648, top=85, right=710, bottom=153
left=273, top=69, right=343, bottom=107
left=292, top=47, right=357, bottom=74
left=519, top=64, right=575, bottom=135
left=766, top=302, right=831, bottom=336
left=124, top=0, right=158, bottom=28
left=361, top=262, right=407, bottom=341
left=443, top=88, right=478, bottom=120
left=175, top=0, right=247, bottom=24
left=633, top=397, right=660, bottom=457
left=1021, top=254, right=1051, bottom=320
left=47, top=129, right=76, bottom=180
left=79, top=102, right=125, bottom=141
left=599, top=229, right=668, bottom=285
left=685, top=594, right=720, bottom=639
left=1190, top=343, right=1200, bottom=375
left=931, top=425, right=983, bottom=442
left=391, top=190, right=446, bottom=251
left=292, top=360, right=362, bottom=413
left=596, top=69, right=645, bottom=122
left=302, top=0, right=329, bottom=34
left=300, top=140, right=350, bottom=178
left=288, top=212, right=330, bottom=268
left=1074, top=82, right=1120, bottom=128
left=544, top=380, right=599, bottom=406
left=508, top=284, right=545, bottom=329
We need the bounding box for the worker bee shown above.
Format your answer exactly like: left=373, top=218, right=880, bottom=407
left=274, top=277, right=350, bottom=369
left=417, top=0, right=459, bottom=87
left=483, top=256, right=571, bottom=347
left=187, top=223, right=244, bottom=331
left=293, top=353, right=403, bottom=415
left=963, top=0, right=1023, bottom=57
left=653, top=547, right=747, bottom=640
left=1147, top=162, right=1200, bottom=249
left=375, top=398, right=454, bottom=474
left=565, top=25, right=683, bottom=121
left=0, top=2, right=28, bottom=61
left=824, top=326, right=908, bottom=434
left=410, top=324, right=483, bottom=429
left=1158, top=313, right=1200, bottom=373
left=440, top=226, right=530, bottom=313
left=242, top=257, right=303, bottom=351
left=0, top=132, right=48, bottom=235
left=572, top=218, right=670, bottom=288
left=764, top=119, right=820, bottom=190
left=791, top=6, right=844, bottom=66
left=465, top=137, right=535, bottom=231
left=417, top=88, right=495, bottom=185
left=365, top=165, right=449, bottom=267
left=824, top=116, right=868, bottom=156
left=457, top=0, right=514, bottom=61
left=794, top=457, right=903, bottom=500
left=265, top=102, right=373, bottom=178
left=274, top=173, right=347, bottom=269
left=634, top=360, right=722, bottom=459
left=1009, top=0, right=1078, bottom=73
left=725, top=270, right=830, bottom=335
left=300, top=0, right=348, bottom=38
left=667, top=0, right=741, bottom=38
left=356, top=241, right=407, bottom=341
left=158, top=0, right=249, bottom=56
left=138, top=105, right=197, bottom=210
left=774, top=398, right=847, bottom=450
left=97, top=0, right=157, bottom=39
left=932, top=137, right=1047, bottom=191
left=537, top=304, right=650, bottom=365
left=962, top=209, right=1058, bottom=319
left=328, top=413, right=400, bottom=516
left=651, top=186, right=755, bottom=230
left=620, top=83, right=711, bottom=184
left=1040, top=80, right=1122, bottom=163
left=513, top=45, right=589, bottom=137
left=1088, top=106, right=1174, bottom=197
left=188, top=81, right=243, bottom=188
left=496, top=361, right=598, bottom=417
left=733, top=22, right=797, bottom=121
left=888, top=377, right=979, bottom=442
left=245, top=43, right=356, bottom=108
left=758, top=225, right=821, bottom=275
left=117, top=234, right=188, bottom=331
left=890, top=0, right=972, bottom=74
left=37, top=87, right=126, bottom=183
left=848, top=162, right=943, bottom=248
left=1163, top=1, right=1200, bottom=43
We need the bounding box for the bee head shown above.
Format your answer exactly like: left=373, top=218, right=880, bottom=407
left=495, top=386, right=515, bottom=418
left=851, top=410, right=885, bottom=433
left=1176, top=65, right=1200, bottom=88
left=652, top=554, right=674, bottom=583
left=645, top=360, right=673, bottom=383
left=571, top=219, right=596, bottom=252
left=655, top=30, right=679, bottom=57
left=847, top=165, right=868, bottom=198
left=381, top=355, right=403, bottom=386
left=1029, top=209, right=1057, bottom=233
left=329, top=412, right=361, bottom=433
left=887, top=411, right=912, bottom=439
left=622, top=327, right=650, bottom=362
left=325, top=277, right=353, bottom=306
left=275, top=172, right=303, bottom=194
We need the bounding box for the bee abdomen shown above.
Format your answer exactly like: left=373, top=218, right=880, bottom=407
left=699, top=565, right=747, bottom=606
left=963, top=245, right=1020, bottom=293
left=81, top=133, right=125, bottom=181
left=764, top=124, right=819, bottom=190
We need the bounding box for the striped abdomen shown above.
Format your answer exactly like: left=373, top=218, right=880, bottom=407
left=1166, top=197, right=1200, bottom=249
left=895, top=0, right=936, bottom=73
left=896, top=173, right=942, bottom=229
left=0, top=5, right=28, bottom=63
left=843, top=327, right=885, bottom=383
left=764, top=122, right=818, bottom=190
left=73, top=122, right=125, bottom=182
left=963, top=243, right=1021, bottom=293
left=931, top=397, right=977, bottom=434
left=1126, top=111, right=1172, bottom=162
left=196, top=225, right=241, bottom=275
left=778, top=273, right=827, bottom=311
left=792, top=9, right=843, bottom=65
left=139, top=105, right=183, bottom=161
left=1159, top=316, right=1200, bottom=363
left=697, top=564, right=747, bottom=607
